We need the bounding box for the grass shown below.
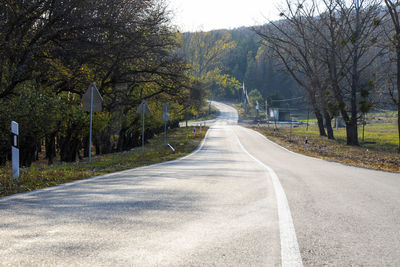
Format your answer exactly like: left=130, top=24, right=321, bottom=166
left=254, top=122, right=400, bottom=172
left=233, top=103, right=399, bottom=171
left=188, top=105, right=219, bottom=122
left=0, top=126, right=208, bottom=197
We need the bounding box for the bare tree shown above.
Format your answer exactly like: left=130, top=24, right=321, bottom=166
left=254, top=0, right=335, bottom=138
left=315, top=0, right=383, bottom=146
left=383, top=0, right=400, bottom=152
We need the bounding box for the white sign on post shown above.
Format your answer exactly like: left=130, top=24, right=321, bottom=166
left=11, top=121, right=19, bottom=179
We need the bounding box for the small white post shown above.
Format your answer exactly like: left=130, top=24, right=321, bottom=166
left=305, top=137, right=308, bottom=152
left=11, top=121, right=19, bottom=179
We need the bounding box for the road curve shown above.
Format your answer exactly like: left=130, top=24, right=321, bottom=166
left=1, top=101, right=399, bottom=266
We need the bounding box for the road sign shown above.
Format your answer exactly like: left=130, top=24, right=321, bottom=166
left=162, top=112, right=170, bottom=122
left=137, top=100, right=151, bottom=114
left=82, top=83, right=103, bottom=112
left=163, top=104, right=170, bottom=113
left=11, top=121, right=19, bottom=179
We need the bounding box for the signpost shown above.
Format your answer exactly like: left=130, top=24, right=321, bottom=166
left=82, top=83, right=103, bottom=162
left=162, top=104, right=170, bottom=144
left=11, top=121, right=19, bottom=179
left=137, top=100, right=151, bottom=153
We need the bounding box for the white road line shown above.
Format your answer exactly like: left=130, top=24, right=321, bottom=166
left=0, top=129, right=212, bottom=203
left=234, top=131, right=303, bottom=267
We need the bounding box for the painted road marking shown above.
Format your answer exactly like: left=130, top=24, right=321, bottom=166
left=235, top=131, right=303, bottom=267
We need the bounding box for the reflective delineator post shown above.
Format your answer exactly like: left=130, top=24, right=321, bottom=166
left=11, top=121, right=19, bottom=180
left=305, top=137, right=309, bottom=152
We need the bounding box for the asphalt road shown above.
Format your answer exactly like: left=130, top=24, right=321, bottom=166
left=1, top=102, right=399, bottom=266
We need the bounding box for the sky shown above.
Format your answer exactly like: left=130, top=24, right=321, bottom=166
left=167, top=0, right=282, bottom=32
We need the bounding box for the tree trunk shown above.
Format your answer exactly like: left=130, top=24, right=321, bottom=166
left=397, top=52, right=400, bottom=152
left=45, top=133, right=56, bottom=165
left=20, top=136, right=35, bottom=167
left=397, top=102, right=400, bottom=153
left=315, top=108, right=327, bottom=137
left=94, top=135, right=100, bottom=155
left=59, top=128, right=80, bottom=162
left=349, top=84, right=359, bottom=146
left=397, top=39, right=400, bottom=153
left=309, top=91, right=326, bottom=137
left=345, top=121, right=358, bottom=146
left=324, top=111, right=335, bottom=140
left=83, top=134, right=89, bottom=158
left=100, top=128, right=113, bottom=154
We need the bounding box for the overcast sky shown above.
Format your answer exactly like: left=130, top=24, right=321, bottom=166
left=167, top=0, right=281, bottom=32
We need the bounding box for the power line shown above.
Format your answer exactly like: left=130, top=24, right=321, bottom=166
left=270, top=96, right=304, bottom=103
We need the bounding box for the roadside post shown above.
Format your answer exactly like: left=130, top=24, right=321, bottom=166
left=305, top=137, right=308, bottom=152
left=256, top=101, right=259, bottom=121
left=162, top=104, right=170, bottom=144
left=137, top=100, right=151, bottom=154
left=82, top=83, right=103, bottom=162
left=11, top=121, right=19, bottom=179
left=194, top=127, right=196, bottom=137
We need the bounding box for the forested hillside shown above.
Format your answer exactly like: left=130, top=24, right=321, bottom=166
left=180, top=28, right=300, bottom=101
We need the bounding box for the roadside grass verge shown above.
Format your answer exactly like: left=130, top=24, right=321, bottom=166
left=0, top=126, right=208, bottom=197
left=188, top=104, right=218, bottom=122
left=253, top=124, right=400, bottom=173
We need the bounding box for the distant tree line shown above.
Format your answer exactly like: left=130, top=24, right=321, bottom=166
left=180, top=29, right=300, bottom=102
left=0, top=0, right=204, bottom=167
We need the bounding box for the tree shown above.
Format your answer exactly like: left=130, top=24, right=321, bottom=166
left=255, top=0, right=382, bottom=144
left=0, top=0, right=196, bottom=165
left=184, top=31, right=236, bottom=77
left=254, top=2, right=333, bottom=138
left=314, top=0, right=383, bottom=145
left=383, top=0, right=400, bottom=152
left=248, top=89, right=263, bottom=107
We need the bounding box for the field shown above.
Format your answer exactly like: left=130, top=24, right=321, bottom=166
left=253, top=119, right=399, bottom=172
left=236, top=106, right=400, bottom=172
left=0, top=126, right=208, bottom=197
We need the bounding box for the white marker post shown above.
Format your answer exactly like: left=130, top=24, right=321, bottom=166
left=305, top=137, right=308, bottom=152
left=11, top=121, right=19, bottom=179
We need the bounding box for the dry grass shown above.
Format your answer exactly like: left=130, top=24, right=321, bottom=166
left=0, top=127, right=208, bottom=197
left=254, top=126, right=400, bottom=173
